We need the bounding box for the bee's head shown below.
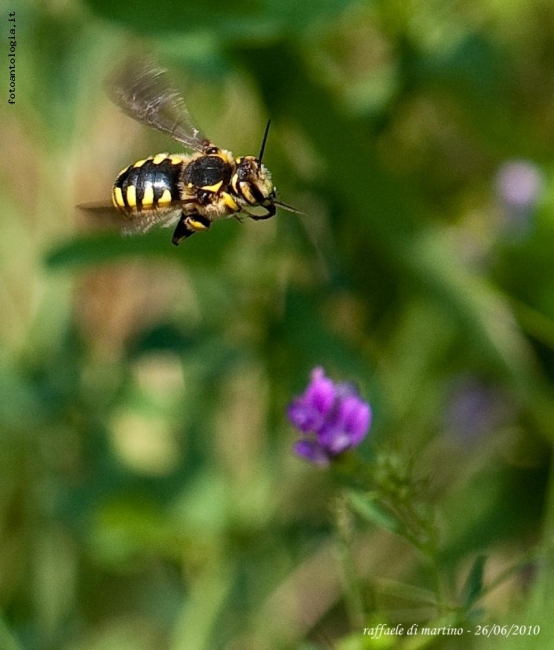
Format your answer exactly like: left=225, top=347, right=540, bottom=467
left=232, top=155, right=275, bottom=208
left=231, top=120, right=276, bottom=214
left=232, top=121, right=302, bottom=218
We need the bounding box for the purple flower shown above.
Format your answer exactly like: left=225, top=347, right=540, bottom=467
left=445, top=375, right=512, bottom=444
left=287, top=367, right=371, bottom=465
left=495, top=160, right=544, bottom=233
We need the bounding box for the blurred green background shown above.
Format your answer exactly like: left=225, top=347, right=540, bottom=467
left=3, top=0, right=554, bottom=648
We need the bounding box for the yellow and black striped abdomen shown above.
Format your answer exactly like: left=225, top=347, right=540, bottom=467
left=112, top=154, right=185, bottom=212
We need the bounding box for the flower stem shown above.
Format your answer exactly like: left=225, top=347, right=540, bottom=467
left=333, top=496, right=367, bottom=628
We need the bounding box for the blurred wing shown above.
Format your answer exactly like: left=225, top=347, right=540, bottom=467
left=78, top=201, right=182, bottom=236
left=77, top=201, right=122, bottom=229
left=107, top=58, right=212, bottom=153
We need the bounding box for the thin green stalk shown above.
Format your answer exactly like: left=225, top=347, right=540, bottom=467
left=333, top=496, right=366, bottom=628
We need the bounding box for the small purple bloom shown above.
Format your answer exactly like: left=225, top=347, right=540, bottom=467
left=445, top=375, right=511, bottom=444
left=287, top=367, right=371, bottom=465
left=495, top=160, right=544, bottom=232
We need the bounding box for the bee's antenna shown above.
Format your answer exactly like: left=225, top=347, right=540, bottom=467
left=258, top=120, right=271, bottom=162
left=274, top=200, right=305, bottom=215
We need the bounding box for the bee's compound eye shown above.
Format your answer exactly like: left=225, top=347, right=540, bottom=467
left=236, top=157, right=257, bottom=180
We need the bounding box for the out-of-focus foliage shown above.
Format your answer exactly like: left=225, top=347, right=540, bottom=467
left=3, top=0, right=554, bottom=648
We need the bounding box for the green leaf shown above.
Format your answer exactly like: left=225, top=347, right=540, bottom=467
left=44, top=223, right=238, bottom=270
left=346, top=490, right=401, bottom=535
left=84, top=0, right=357, bottom=39
left=462, top=554, right=487, bottom=607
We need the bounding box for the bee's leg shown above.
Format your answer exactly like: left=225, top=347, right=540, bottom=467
left=248, top=203, right=276, bottom=221
left=171, top=213, right=195, bottom=246
left=171, top=212, right=212, bottom=246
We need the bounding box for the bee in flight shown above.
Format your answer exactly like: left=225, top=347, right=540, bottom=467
left=79, top=59, right=299, bottom=246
